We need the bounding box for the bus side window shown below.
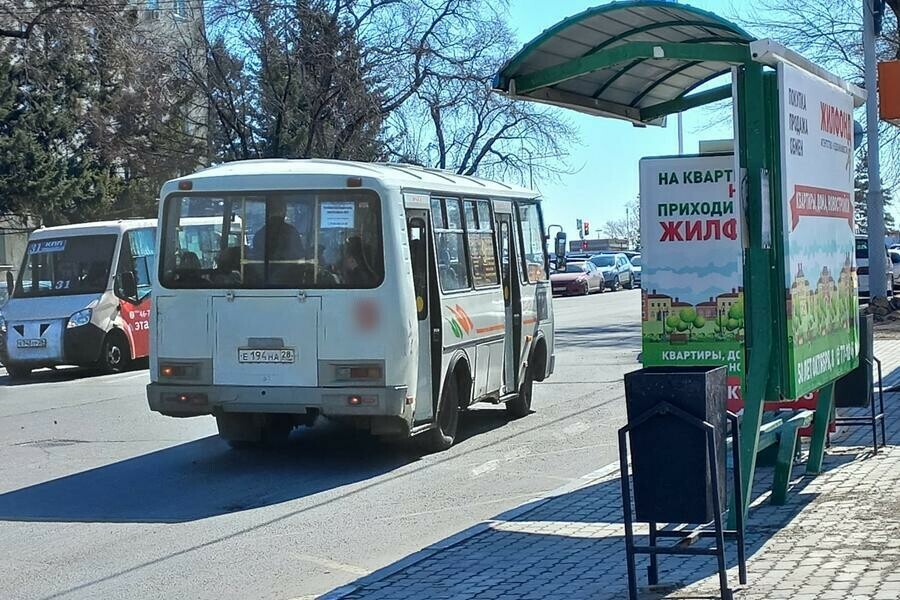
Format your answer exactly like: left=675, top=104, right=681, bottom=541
left=516, top=202, right=548, bottom=284
left=408, top=217, right=428, bottom=320
left=434, top=197, right=471, bottom=292
left=465, top=200, right=499, bottom=288
left=499, top=220, right=512, bottom=306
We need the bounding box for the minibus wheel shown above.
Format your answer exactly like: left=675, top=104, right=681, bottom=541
left=422, top=374, right=461, bottom=452
left=100, top=332, right=130, bottom=373
left=6, top=365, right=31, bottom=380
left=505, top=366, right=534, bottom=419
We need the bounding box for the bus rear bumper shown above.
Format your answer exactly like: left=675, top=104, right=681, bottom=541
left=147, top=382, right=411, bottom=420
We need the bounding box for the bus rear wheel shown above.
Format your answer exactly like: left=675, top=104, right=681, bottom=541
left=421, top=374, right=461, bottom=453
left=506, top=365, right=534, bottom=419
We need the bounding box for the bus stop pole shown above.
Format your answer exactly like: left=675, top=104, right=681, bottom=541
left=864, top=0, right=887, bottom=298
left=735, top=61, right=773, bottom=521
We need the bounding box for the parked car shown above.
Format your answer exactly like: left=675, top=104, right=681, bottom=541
left=630, top=254, right=642, bottom=286
left=550, top=261, right=604, bottom=296
left=856, top=234, right=894, bottom=302
left=588, top=252, right=635, bottom=291
left=890, top=250, right=900, bottom=291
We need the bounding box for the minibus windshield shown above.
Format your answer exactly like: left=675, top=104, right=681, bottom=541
left=160, top=191, right=384, bottom=289
left=15, top=235, right=118, bottom=297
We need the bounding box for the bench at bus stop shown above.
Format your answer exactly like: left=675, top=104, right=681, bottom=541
left=726, top=408, right=815, bottom=506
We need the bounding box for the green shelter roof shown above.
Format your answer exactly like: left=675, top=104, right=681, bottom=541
left=494, top=1, right=756, bottom=125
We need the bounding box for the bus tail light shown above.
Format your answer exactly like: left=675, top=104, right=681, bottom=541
left=159, top=362, right=201, bottom=380
left=322, top=360, right=385, bottom=385
left=173, top=392, right=208, bottom=406
left=347, top=395, right=377, bottom=406
left=336, top=364, right=383, bottom=381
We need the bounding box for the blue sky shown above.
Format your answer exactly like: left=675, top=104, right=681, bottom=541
left=505, top=0, right=739, bottom=239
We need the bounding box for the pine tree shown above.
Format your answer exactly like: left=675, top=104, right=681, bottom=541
left=854, top=150, right=896, bottom=232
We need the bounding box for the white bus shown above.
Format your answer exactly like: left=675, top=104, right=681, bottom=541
left=147, top=159, right=556, bottom=451
left=1, top=220, right=157, bottom=379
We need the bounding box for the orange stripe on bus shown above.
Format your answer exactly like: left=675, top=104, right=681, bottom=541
left=475, top=323, right=505, bottom=334
left=523, top=318, right=538, bottom=325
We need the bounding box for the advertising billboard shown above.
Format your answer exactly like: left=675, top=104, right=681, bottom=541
left=778, top=62, right=859, bottom=399
left=639, top=154, right=744, bottom=403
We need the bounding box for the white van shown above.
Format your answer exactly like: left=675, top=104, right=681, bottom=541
left=147, top=159, right=556, bottom=451
left=856, top=234, right=893, bottom=302
left=0, top=220, right=157, bottom=379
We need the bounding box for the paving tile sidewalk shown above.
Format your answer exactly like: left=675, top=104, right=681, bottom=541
left=324, top=340, right=900, bottom=600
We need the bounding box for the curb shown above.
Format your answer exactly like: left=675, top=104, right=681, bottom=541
left=318, top=460, right=622, bottom=599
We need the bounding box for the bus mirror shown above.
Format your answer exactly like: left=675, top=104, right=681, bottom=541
left=554, top=232, right=567, bottom=270
left=5, top=271, right=13, bottom=294
left=117, top=271, right=138, bottom=302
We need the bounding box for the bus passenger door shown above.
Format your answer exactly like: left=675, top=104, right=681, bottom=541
left=407, top=212, right=439, bottom=423
left=497, top=213, right=521, bottom=395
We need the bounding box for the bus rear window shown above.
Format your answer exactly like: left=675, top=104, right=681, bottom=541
left=160, top=192, right=383, bottom=289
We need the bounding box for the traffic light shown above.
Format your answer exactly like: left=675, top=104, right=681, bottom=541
left=583, top=220, right=591, bottom=238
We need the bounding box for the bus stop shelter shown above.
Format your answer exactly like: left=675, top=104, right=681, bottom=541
left=494, top=1, right=866, bottom=519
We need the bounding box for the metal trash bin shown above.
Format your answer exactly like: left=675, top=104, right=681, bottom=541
left=624, top=365, right=727, bottom=524
left=835, top=312, right=874, bottom=408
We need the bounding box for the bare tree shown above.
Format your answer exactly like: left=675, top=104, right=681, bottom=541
left=741, top=1, right=900, bottom=185
left=0, top=1, right=127, bottom=41
left=385, top=8, right=578, bottom=184
left=603, top=197, right=641, bottom=249
left=193, top=0, right=513, bottom=163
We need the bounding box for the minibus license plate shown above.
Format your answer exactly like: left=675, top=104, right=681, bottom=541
left=238, top=348, right=295, bottom=364
left=17, top=338, right=48, bottom=348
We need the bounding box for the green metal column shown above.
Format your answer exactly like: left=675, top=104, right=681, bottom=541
left=806, top=382, right=836, bottom=474
left=735, top=61, right=774, bottom=519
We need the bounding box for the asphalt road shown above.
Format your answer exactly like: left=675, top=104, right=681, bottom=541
left=0, top=289, right=641, bottom=600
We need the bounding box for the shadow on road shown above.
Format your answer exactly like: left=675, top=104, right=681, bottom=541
left=0, top=406, right=515, bottom=524
left=554, top=323, right=641, bottom=350
left=337, top=448, right=866, bottom=600
left=0, top=359, right=149, bottom=387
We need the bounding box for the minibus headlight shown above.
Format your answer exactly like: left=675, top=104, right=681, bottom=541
left=67, top=308, right=92, bottom=329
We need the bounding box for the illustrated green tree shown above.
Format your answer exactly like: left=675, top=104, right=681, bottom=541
left=726, top=301, right=745, bottom=338
left=665, top=307, right=706, bottom=340
left=666, top=314, right=681, bottom=332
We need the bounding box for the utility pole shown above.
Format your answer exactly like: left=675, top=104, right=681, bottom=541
left=864, top=0, right=887, bottom=298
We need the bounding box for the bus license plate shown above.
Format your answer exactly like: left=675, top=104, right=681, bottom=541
left=238, top=348, right=295, bottom=364
left=17, top=338, right=48, bottom=348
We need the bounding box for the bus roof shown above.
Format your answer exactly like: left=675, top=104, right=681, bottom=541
left=28, top=219, right=157, bottom=240
left=164, top=159, right=541, bottom=201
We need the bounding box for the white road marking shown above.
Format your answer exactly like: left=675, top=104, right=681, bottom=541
left=562, top=421, right=591, bottom=436
left=293, top=554, right=370, bottom=576
left=470, top=459, right=500, bottom=477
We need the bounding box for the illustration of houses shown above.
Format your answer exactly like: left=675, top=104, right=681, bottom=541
left=817, top=266, right=836, bottom=300
left=838, top=253, right=853, bottom=293
left=696, top=298, right=719, bottom=319
left=716, top=288, right=742, bottom=315
left=645, top=290, right=673, bottom=321
left=787, top=263, right=811, bottom=318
